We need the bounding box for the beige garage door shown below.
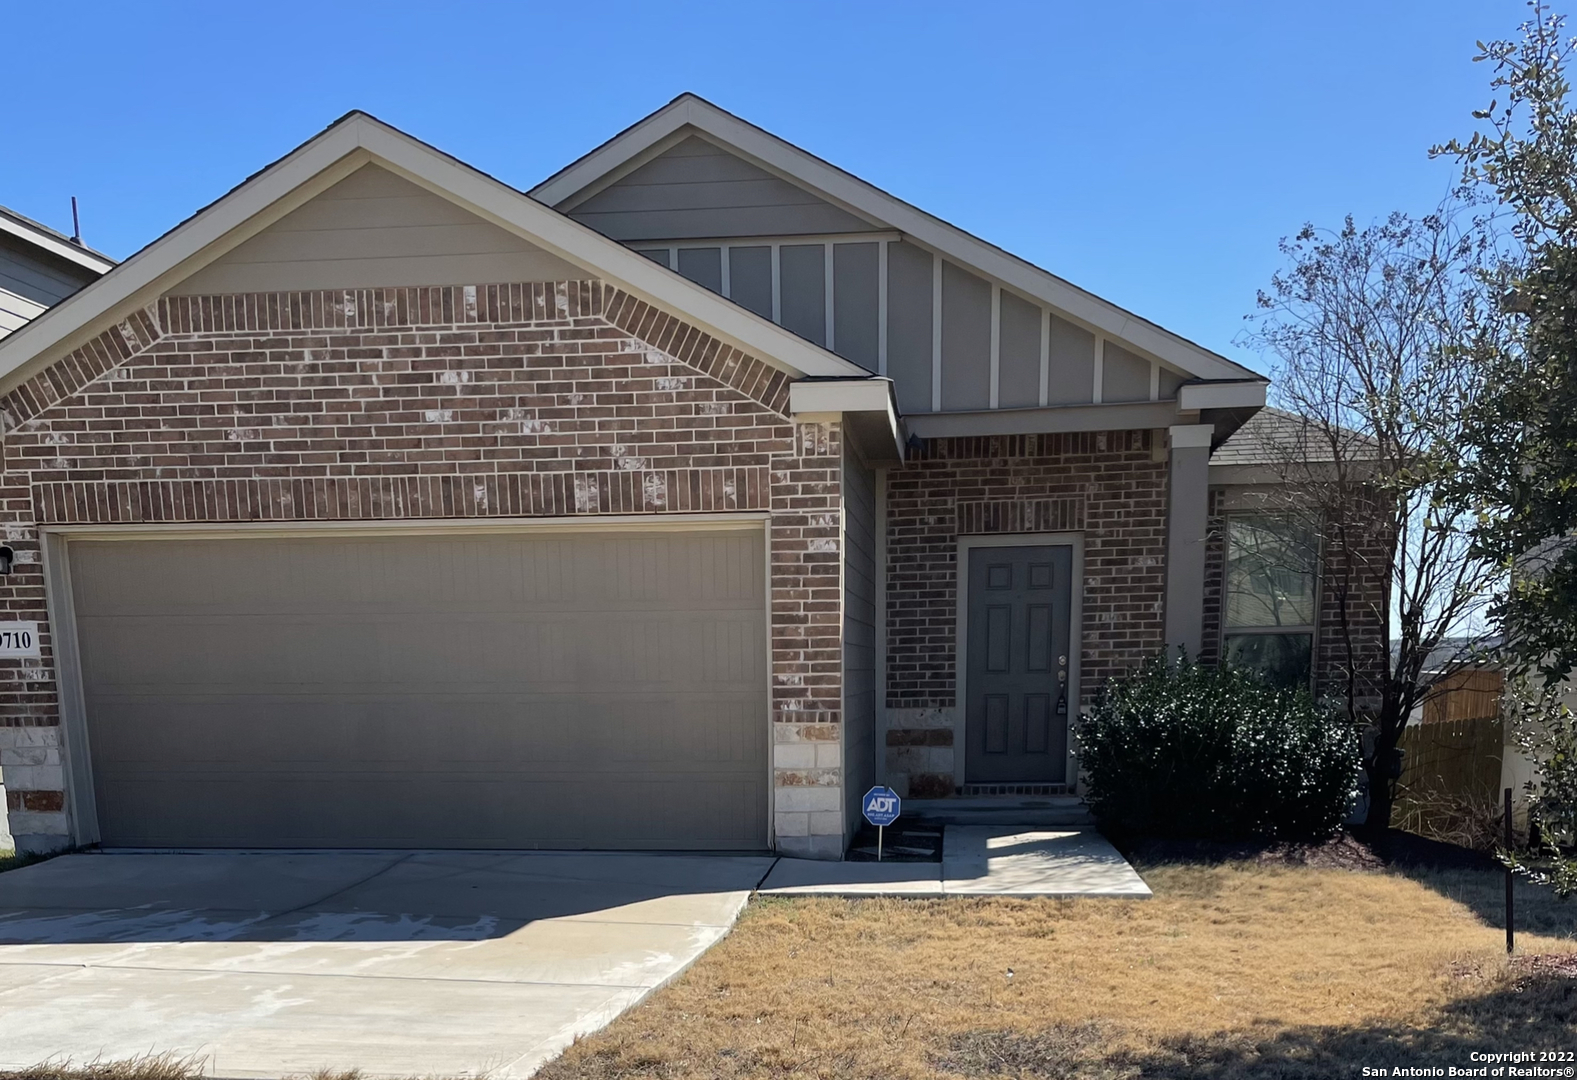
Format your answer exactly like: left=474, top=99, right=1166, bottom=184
left=69, top=528, right=768, bottom=849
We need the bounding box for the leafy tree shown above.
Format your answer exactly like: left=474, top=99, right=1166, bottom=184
left=1241, top=205, right=1502, bottom=829
left=1437, top=4, right=1577, bottom=685
left=1436, top=2, right=1577, bottom=882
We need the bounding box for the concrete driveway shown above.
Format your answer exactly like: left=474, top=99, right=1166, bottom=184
left=0, top=850, right=775, bottom=1078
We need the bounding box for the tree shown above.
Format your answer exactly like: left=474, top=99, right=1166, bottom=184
left=1436, top=3, right=1577, bottom=883
left=1241, top=205, right=1503, bottom=829
left=1436, top=4, right=1577, bottom=687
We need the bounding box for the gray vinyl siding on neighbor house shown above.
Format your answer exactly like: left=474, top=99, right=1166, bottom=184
left=842, top=441, right=877, bottom=845
left=0, top=233, right=97, bottom=307
left=886, top=239, right=934, bottom=414
left=173, top=165, right=585, bottom=295
left=567, top=135, right=876, bottom=241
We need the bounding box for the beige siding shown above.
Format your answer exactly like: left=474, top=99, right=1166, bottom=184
left=172, top=165, right=585, bottom=295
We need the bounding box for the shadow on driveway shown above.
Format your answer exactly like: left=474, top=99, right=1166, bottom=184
left=0, top=849, right=776, bottom=943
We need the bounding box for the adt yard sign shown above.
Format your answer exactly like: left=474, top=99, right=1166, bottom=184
left=862, top=786, right=901, bottom=827
left=862, top=786, right=901, bottom=861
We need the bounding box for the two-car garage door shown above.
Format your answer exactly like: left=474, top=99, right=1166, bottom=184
left=66, top=527, right=768, bottom=850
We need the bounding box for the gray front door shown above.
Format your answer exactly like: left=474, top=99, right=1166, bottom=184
left=965, top=545, right=1073, bottom=784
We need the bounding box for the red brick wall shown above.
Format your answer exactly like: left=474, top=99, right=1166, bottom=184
left=885, top=430, right=1168, bottom=711
left=0, top=280, right=845, bottom=848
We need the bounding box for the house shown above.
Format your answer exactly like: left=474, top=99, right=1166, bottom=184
left=0, top=97, right=1385, bottom=858
left=0, top=204, right=114, bottom=339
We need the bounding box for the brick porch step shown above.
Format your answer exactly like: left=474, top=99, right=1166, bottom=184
left=902, top=795, right=1095, bottom=827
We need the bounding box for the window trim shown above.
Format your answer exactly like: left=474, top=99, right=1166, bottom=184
left=1219, top=511, right=1322, bottom=688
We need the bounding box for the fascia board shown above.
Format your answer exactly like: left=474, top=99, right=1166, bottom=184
left=0, top=123, right=373, bottom=395
left=906, top=400, right=1184, bottom=439
left=1179, top=380, right=1268, bottom=411
left=535, top=95, right=1262, bottom=385
left=788, top=378, right=894, bottom=415
left=356, top=122, right=866, bottom=380
left=0, top=215, right=116, bottom=274
left=530, top=98, right=694, bottom=208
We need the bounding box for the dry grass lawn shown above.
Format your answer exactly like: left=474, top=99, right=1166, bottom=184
left=539, top=859, right=1577, bottom=1080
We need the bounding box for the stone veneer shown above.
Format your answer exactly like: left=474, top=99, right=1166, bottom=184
left=0, top=280, right=848, bottom=858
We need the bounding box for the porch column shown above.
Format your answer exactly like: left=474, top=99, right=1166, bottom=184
left=1164, top=424, right=1213, bottom=660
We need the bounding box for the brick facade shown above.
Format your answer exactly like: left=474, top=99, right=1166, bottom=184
left=1201, top=486, right=1390, bottom=709
left=0, top=280, right=846, bottom=857
left=882, top=431, right=1168, bottom=796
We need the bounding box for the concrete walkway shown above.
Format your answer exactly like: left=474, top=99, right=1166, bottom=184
left=759, top=827, right=1151, bottom=898
left=0, top=850, right=773, bottom=1078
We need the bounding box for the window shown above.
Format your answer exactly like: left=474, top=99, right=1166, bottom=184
left=1222, top=514, right=1318, bottom=688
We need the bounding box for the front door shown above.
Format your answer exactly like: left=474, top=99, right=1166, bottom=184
left=964, top=545, right=1073, bottom=784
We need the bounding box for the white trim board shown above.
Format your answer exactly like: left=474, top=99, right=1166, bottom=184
left=0, top=112, right=878, bottom=401
left=953, top=532, right=1084, bottom=789
left=531, top=93, right=1266, bottom=387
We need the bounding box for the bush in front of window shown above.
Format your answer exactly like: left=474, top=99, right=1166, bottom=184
left=1077, top=654, right=1360, bottom=840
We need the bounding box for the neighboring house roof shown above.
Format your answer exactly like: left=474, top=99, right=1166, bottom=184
left=1211, top=407, right=1328, bottom=466
left=0, top=111, right=881, bottom=406
left=532, top=93, right=1267, bottom=398
left=0, top=204, right=115, bottom=341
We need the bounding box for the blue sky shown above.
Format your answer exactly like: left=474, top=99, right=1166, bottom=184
left=2, top=1, right=1525, bottom=374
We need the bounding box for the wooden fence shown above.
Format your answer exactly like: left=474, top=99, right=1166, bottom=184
left=1395, top=713, right=1505, bottom=847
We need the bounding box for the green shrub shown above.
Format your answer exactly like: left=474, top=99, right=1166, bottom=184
left=1077, top=655, right=1360, bottom=840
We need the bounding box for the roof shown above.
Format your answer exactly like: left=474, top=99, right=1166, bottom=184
left=533, top=93, right=1267, bottom=391
left=0, top=111, right=877, bottom=400
left=1211, top=408, right=1329, bottom=466
left=0, top=204, right=116, bottom=275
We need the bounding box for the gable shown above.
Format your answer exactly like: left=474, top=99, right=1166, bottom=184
left=535, top=95, right=1267, bottom=416
left=171, top=164, right=585, bottom=295
left=565, top=135, right=878, bottom=242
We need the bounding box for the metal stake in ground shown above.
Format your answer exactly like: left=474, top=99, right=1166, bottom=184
left=1505, top=786, right=1515, bottom=955
left=861, top=786, right=901, bottom=862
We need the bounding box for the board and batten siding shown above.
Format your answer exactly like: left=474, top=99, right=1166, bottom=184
left=627, top=239, right=1190, bottom=417
left=842, top=438, right=877, bottom=844
left=173, top=165, right=585, bottom=295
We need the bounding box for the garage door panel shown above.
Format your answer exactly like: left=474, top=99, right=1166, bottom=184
left=71, top=529, right=769, bottom=849
left=79, top=611, right=765, bottom=691
left=71, top=534, right=766, bottom=615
